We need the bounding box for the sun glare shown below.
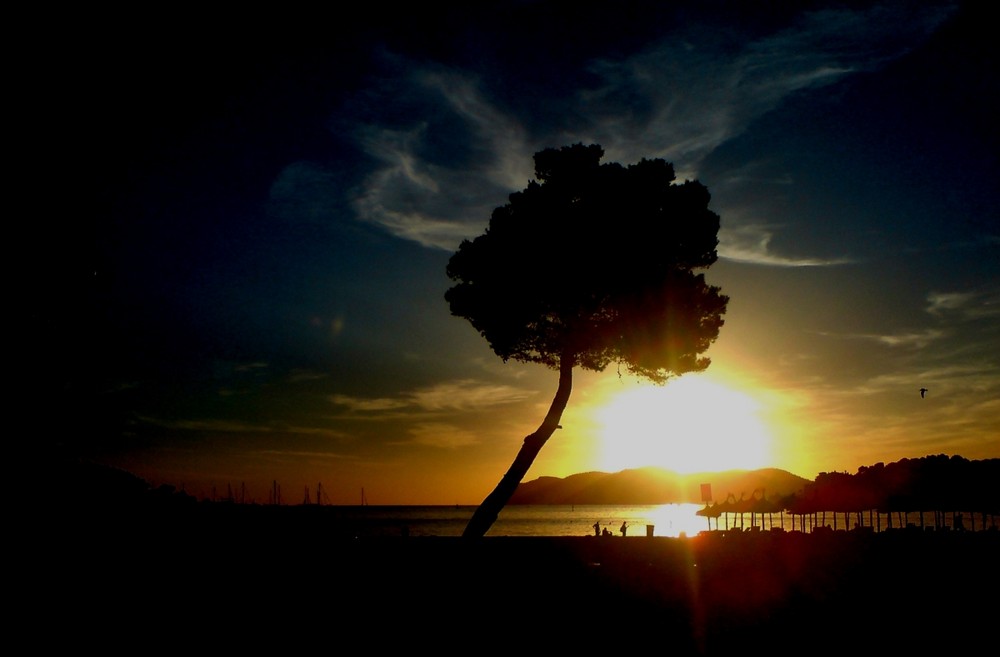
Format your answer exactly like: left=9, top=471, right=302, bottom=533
left=593, top=375, right=773, bottom=474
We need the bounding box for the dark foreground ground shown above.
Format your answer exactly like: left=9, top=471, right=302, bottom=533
left=31, top=508, right=999, bottom=655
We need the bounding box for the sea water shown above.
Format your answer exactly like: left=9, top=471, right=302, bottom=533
left=321, top=503, right=703, bottom=538
left=488, top=503, right=709, bottom=537
left=322, top=503, right=991, bottom=538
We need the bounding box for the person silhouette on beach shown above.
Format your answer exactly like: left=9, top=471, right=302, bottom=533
left=620, top=521, right=628, bottom=537
left=593, top=521, right=601, bottom=536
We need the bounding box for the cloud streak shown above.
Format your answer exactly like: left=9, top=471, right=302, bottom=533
left=926, top=289, right=1000, bottom=320
left=719, top=224, right=853, bottom=266
left=330, top=379, right=536, bottom=417
left=407, top=422, right=480, bottom=449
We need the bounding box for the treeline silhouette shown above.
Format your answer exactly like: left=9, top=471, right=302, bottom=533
left=50, top=456, right=200, bottom=521
left=697, top=454, right=999, bottom=532
left=784, top=454, right=999, bottom=530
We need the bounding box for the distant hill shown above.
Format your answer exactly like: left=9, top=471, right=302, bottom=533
left=509, top=466, right=810, bottom=505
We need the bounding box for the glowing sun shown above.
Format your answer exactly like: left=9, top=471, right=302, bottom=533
left=593, top=375, right=773, bottom=474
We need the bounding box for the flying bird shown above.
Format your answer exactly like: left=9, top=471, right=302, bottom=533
left=920, top=388, right=928, bottom=398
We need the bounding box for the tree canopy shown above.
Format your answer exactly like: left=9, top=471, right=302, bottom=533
left=446, top=143, right=728, bottom=382
left=446, top=143, right=729, bottom=537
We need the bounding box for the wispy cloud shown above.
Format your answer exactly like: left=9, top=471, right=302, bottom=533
left=820, top=328, right=947, bottom=350
left=719, top=224, right=853, bottom=266
left=348, top=67, right=533, bottom=250
left=926, top=289, right=1000, bottom=320
left=330, top=379, right=536, bottom=417
left=329, top=395, right=411, bottom=412
left=141, top=416, right=355, bottom=440
left=873, top=330, right=948, bottom=349
left=406, top=422, right=479, bottom=448
left=926, top=291, right=977, bottom=315
left=407, top=380, right=535, bottom=411
left=287, top=369, right=330, bottom=383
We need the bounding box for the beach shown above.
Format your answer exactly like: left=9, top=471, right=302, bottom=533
left=38, top=510, right=998, bottom=654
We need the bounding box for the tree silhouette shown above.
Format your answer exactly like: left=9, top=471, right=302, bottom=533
left=446, top=144, right=729, bottom=538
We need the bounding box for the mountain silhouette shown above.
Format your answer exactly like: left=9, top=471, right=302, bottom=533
left=509, top=466, right=809, bottom=505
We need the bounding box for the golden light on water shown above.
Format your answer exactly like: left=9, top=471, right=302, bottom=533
left=593, top=375, right=774, bottom=474
left=648, top=503, right=717, bottom=537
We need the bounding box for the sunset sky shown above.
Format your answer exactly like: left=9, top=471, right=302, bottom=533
left=43, top=1, right=997, bottom=504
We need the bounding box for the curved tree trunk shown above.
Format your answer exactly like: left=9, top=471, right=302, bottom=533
left=462, top=356, right=574, bottom=538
